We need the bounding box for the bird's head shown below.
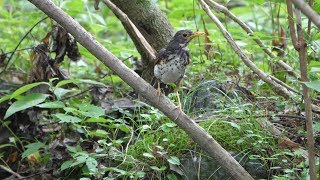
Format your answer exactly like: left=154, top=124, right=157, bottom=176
left=169, top=30, right=205, bottom=48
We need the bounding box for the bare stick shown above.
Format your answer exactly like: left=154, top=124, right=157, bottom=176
left=0, top=165, right=25, bottom=179
left=102, top=0, right=156, bottom=60
left=199, top=0, right=292, bottom=99
left=307, top=0, right=314, bottom=36
left=27, top=0, right=253, bottom=179
left=204, top=0, right=300, bottom=79
left=292, top=0, right=320, bottom=29
left=287, top=1, right=316, bottom=179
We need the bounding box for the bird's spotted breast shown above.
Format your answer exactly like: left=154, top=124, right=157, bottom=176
left=154, top=55, right=186, bottom=84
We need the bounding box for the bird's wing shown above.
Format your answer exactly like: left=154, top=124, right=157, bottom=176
left=155, top=48, right=167, bottom=65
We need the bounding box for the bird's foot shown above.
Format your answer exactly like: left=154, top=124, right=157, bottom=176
left=156, top=83, right=162, bottom=101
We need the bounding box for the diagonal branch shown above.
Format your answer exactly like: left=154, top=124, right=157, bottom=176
left=27, top=0, right=254, bottom=179
left=204, top=0, right=300, bottom=79
left=199, top=0, right=293, bottom=98
left=292, top=0, right=320, bottom=29
left=102, top=0, right=156, bottom=61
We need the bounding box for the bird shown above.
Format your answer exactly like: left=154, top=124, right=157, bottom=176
left=154, top=29, right=204, bottom=112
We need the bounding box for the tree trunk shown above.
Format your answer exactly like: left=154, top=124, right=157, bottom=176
left=110, top=0, right=175, bottom=86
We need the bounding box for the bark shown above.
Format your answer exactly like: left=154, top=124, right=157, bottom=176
left=287, top=1, right=316, bottom=179
left=110, top=0, right=175, bottom=83
left=292, top=0, right=320, bottom=29
left=27, top=0, right=254, bottom=179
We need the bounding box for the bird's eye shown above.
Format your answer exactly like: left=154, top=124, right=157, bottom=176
left=182, top=33, right=188, bottom=37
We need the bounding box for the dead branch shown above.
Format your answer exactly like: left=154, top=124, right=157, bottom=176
left=199, top=0, right=293, bottom=99
left=203, top=0, right=300, bottom=79
left=27, top=0, right=254, bottom=179
left=0, top=165, right=25, bottom=179
left=292, top=0, right=320, bottom=29
left=102, top=0, right=156, bottom=61
left=286, top=1, right=316, bottom=179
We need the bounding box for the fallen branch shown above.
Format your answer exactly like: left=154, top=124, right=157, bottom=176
left=204, top=0, right=300, bottom=79
left=27, top=0, right=253, bottom=179
left=199, top=0, right=293, bottom=99
left=0, top=165, right=25, bottom=179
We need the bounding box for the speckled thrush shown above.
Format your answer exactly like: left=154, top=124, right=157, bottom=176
left=154, top=30, right=204, bottom=110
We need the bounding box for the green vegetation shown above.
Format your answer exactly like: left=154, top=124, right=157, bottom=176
left=0, top=0, right=319, bottom=179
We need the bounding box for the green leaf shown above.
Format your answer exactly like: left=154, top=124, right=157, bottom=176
left=55, top=113, right=82, bottom=123
left=4, top=93, right=50, bottom=119
left=313, top=1, right=320, bottom=13
left=86, top=157, right=98, bottom=174
left=10, top=82, right=49, bottom=99
left=150, top=166, right=167, bottom=171
left=60, top=160, right=74, bottom=171
left=22, top=142, right=46, bottom=159
left=0, top=94, right=11, bottom=104
left=54, top=87, right=74, bottom=99
left=78, top=104, right=105, bottom=118
left=56, top=79, right=105, bottom=88
left=168, top=156, right=181, bottom=165
left=36, top=101, right=65, bottom=109
left=143, top=153, right=155, bottom=159
left=304, top=81, right=320, bottom=92
left=85, top=117, right=111, bottom=123
left=104, top=167, right=128, bottom=175
left=88, top=129, right=109, bottom=138
left=79, top=79, right=106, bottom=86
left=56, top=79, right=79, bottom=88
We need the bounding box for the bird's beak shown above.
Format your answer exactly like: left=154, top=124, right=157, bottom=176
left=189, top=32, right=205, bottom=40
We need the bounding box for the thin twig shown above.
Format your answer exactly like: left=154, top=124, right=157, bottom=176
left=203, top=0, right=300, bottom=79
left=199, top=0, right=292, bottom=99
left=307, top=0, right=314, bottom=37
left=0, top=165, right=25, bottom=179
left=0, top=17, right=48, bottom=75
left=269, top=75, right=300, bottom=94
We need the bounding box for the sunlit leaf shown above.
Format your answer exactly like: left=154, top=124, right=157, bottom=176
left=22, top=142, right=46, bottom=159
left=168, top=156, right=181, bottom=165
left=61, top=160, right=74, bottom=171
left=55, top=113, right=82, bottom=123
left=36, top=101, right=65, bottom=108
left=79, top=103, right=105, bottom=118
left=10, top=82, right=49, bottom=99
left=304, top=81, right=320, bottom=92
left=4, top=93, right=50, bottom=119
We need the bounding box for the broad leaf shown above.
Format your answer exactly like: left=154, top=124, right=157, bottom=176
left=22, top=142, right=46, bottom=159
left=60, top=160, right=74, bottom=171
left=54, top=87, right=74, bottom=99
left=36, top=101, right=65, bottom=109
left=0, top=94, right=11, bottom=104
left=4, top=93, right=50, bottom=119
left=78, top=104, right=105, bottom=118
left=304, top=81, right=320, bottom=92
left=168, top=156, right=181, bottom=165
left=10, top=82, right=49, bottom=99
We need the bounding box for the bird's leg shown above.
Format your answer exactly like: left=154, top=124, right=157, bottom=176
left=157, top=81, right=162, bottom=101
left=173, top=79, right=183, bottom=120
